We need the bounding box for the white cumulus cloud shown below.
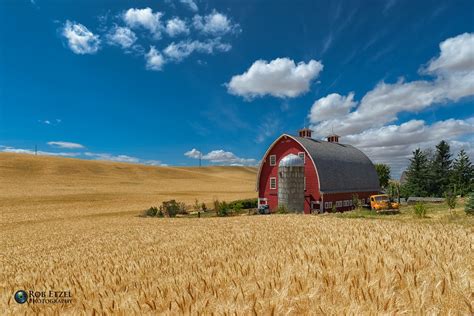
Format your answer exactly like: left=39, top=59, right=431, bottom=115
left=47, top=141, right=85, bottom=149
left=123, top=7, right=163, bottom=39
left=227, top=58, right=324, bottom=99
left=165, top=17, right=189, bottom=37
left=309, top=33, right=474, bottom=137
left=106, top=26, right=137, bottom=49
left=193, top=10, right=238, bottom=35
left=61, top=20, right=101, bottom=54
left=309, top=92, right=357, bottom=122
left=145, top=46, right=165, bottom=71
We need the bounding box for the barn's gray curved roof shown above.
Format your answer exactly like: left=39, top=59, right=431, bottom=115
left=293, top=136, right=380, bottom=193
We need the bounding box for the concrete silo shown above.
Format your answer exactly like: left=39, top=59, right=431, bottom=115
left=278, top=154, right=305, bottom=213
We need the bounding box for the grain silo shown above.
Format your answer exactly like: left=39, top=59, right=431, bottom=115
left=278, top=154, right=305, bottom=213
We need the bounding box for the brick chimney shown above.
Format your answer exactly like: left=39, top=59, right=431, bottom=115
left=327, top=134, right=340, bottom=143
left=298, top=128, right=312, bottom=138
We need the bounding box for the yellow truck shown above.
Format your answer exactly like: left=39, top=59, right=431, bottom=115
left=369, top=194, right=399, bottom=212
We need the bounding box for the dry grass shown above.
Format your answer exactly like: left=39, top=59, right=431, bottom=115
left=1, top=153, right=473, bottom=314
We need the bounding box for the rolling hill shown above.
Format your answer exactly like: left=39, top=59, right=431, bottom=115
left=0, top=153, right=257, bottom=223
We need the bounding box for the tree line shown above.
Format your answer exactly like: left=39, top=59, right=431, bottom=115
left=375, top=140, right=473, bottom=198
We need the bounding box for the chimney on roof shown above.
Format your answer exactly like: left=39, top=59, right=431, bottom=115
left=298, top=128, right=312, bottom=138
left=327, top=134, right=340, bottom=143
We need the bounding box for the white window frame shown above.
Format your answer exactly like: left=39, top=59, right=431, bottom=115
left=270, top=177, right=277, bottom=189
left=269, top=155, right=276, bottom=166
left=349, top=200, right=353, bottom=206
left=336, top=201, right=342, bottom=208
left=298, top=152, right=305, bottom=163
left=324, top=202, right=333, bottom=209
left=343, top=200, right=348, bottom=207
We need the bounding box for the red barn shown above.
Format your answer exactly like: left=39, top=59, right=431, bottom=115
left=256, top=128, right=380, bottom=214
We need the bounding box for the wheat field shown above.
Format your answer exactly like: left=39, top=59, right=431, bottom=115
left=1, top=153, right=473, bottom=314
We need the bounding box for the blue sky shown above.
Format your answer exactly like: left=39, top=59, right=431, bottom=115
left=0, top=0, right=473, bottom=177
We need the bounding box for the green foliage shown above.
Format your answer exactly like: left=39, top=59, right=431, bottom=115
left=231, top=201, right=243, bottom=213
left=161, top=200, right=181, bottom=217
left=431, top=141, right=453, bottom=196
left=444, top=191, right=457, bottom=210
left=276, top=205, right=288, bottom=214
left=465, top=193, right=474, bottom=215
left=144, top=206, right=158, bottom=217
left=213, top=199, right=230, bottom=217
left=218, top=201, right=230, bottom=217
left=201, top=202, right=207, bottom=212
left=387, top=181, right=400, bottom=202
left=352, top=194, right=360, bottom=209
left=228, top=198, right=258, bottom=209
left=451, top=149, right=473, bottom=197
left=405, top=148, right=430, bottom=197
left=413, top=202, right=427, bottom=218
left=331, top=203, right=337, bottom=213
left=375, top=163, right=391, bottom=189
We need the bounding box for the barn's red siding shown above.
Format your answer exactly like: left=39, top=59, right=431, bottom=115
left=258, top=135, right=379, bottom=214
left=258, top=136, right=320, bottom=214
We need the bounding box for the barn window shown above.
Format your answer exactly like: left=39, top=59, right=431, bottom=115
left=324, top=202, right=332, bottom=209
left=269, top=155, right=276, bottom=166
left=270, top=177, right=277, bottom=189
left=298, top=152, right=305, bottom=163
left=336, top=201, right=342, bottom=207
left=349, top=200, right=353, bottom=206
left=343, top=200, right=348, bottom=207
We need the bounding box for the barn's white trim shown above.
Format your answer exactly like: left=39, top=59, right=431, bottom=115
left=255, top=134, right=321, bottom=194
left=269, top=177, right=277, bottom=189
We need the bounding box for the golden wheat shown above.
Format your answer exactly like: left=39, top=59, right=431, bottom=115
left=1, top=153, right=472, bottom=314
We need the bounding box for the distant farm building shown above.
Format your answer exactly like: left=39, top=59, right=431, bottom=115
left=257, top=128, right=380, bottom=213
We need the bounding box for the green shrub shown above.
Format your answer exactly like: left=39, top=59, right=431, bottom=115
left=218, top=201, right=230, bottom=217
left=228, top=198, right=257, bottom=209
left=352, top=194, right=360, bottom=209
left=157, top=207, right=164, bottom=218
left=465, top=193, right=474, bottom=215
left=414, top=202, right=427, bottom=218
left=162, top=200, right=180, bottom=217
left=231, top=201, right=243, bottom=213
left=444, top=191, right=457, bottom=210
left=144, top=206, right=158, bottom=217
left=276, top=205, right=288, bottom=214
left=331, top=204, right=337, bottom=213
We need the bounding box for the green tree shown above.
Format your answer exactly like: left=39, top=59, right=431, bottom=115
left=405, top=148, right=430, bottom=197
left=451, top=149, right=473, bottom=196
left=431, top=140, right=452, bottom=196
left=375, top=163, right=391, bottom=189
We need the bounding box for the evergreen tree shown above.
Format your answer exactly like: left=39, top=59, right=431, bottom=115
left=451, top=149, right=473, bottom=196
left=405, top=148, right=430, bottom=197
left=374, top=163, right=391, bottom=189
left=432, top=140, right=452, bottom=196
